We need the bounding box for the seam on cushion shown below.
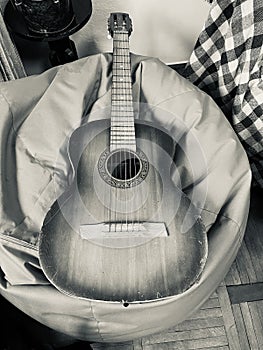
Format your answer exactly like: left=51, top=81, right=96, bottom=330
left=0, top=75, right=58, bottom=137
left=90, top=301, right=104, bottom=342
left=0, top=232, right=38, bottom=253
left=0, top=90, right=14, bottom=129
left=151, top=89, right=199, bottom=109
left=198, top=206, right=246, bottom=244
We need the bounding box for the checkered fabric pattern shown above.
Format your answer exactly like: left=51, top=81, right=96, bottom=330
left=184, top=0, right=263, bottom=188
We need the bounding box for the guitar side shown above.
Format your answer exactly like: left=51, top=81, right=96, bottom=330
left=39, top=119, right=208, bottom=302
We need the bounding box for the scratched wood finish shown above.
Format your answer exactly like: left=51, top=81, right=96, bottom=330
left=39, top=119, right=207, bottom=302
left=89, top=189, right=263, bottom=349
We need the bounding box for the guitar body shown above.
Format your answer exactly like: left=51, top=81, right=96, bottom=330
left=39, top=119, right=208, bottom=302
left=39, top=13, right=207, bottom=303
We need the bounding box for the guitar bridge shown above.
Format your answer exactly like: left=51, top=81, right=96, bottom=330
left=79, top=222, right=168, bottom=248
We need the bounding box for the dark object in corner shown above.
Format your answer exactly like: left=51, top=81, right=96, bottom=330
left=4, top=0, right=92, bottom=66
left=0, top=8, right=26, bottom=80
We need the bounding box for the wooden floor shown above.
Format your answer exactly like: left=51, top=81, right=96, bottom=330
left=91, top=188, right=263, bottom=350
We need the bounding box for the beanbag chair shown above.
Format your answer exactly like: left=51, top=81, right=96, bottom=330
left=0, top=53, right=251, bottom=343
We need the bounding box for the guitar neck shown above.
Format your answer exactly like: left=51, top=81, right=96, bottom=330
left=110, top=30, right=136, bottom=152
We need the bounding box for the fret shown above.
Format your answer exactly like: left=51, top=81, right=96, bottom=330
left=112, top=85, right=132, bottom=90
left=113, top=39, right=129, bottom=42
left=111, top=129, right=135, bottom=133
left=111, top=90, right=132, bottom=94
left=111, top=122, right=135, bottom=126
left=111, top=133, right=135, bottom=137
left=111, top=113, right=134, bottom=118
left=111, top=116, right=134, bottom=120
left=111, top=97, right=133, bottom=101
left=111, top=108, right=134, bottom=113
left=111, top=100, right=133, bottom=104
left=112, top=66, right=130, bottom=70
left=110, top=141, right=136, bottom=144
left=111, top=94, right=132, bottom=99
left=112, top=99, right=133, bottom=104
left=112, top=82, right=132, bottom=86
left=111, top=137, right=135, bottom=141
left=111, top=133, right=135, bottom=136
left=113, top=61, right=130, bottom=65
left=111, top=124, right=134, bottom=128
left=112, top=72, right=131, bottom=76
left=111, top=118, right=134, bottom=122
left=113, top=49, right=130, bottom=53
left=111, top=107, right=134, bottom=113
left=111, top=102, right=133, bottom=107
left=111, top=110, right=134, bottom=113
left=111, top=108, right=133, bottom=112
left=112, top=79, right=131, bottom=82
left=110, top=137, right=135, bottom=141
left=111, top=107, right=134, bottom=112
left=111, top=120, right=134, bottom=125
left=112, top=76, right=130, bottom=80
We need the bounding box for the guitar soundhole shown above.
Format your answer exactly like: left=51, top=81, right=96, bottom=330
left=98, top=149, right=149, bottom=188
left=107, top=150, right=141, bottom=181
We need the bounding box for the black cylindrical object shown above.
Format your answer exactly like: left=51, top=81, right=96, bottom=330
left=13, top=0, right=75, bottom=34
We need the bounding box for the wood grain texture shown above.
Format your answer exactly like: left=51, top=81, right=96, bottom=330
left=248, top=301, right=263, bottom=348
left=240, top=302, right=259, bottom=350
left=39, top=119, right=208, bottom=302
left=217, top=286, right=241, bottom=350
left=225, top=189, right=263, bottom=286
left=228, top=283, right=263, bottom=304
left=89, top=189, right=263, bottom=350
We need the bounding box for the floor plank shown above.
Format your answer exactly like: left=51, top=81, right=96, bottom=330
left=225, top=188, right=263, bottom=287
left=248, top=301, right=263, bottom=348
left=141, top=327, right=226, bottom=345
left=225, top=260, right=242, bottom=286
left=173, top=316, right=226, bottom=332
left=228, top=283, right=263, bottom=304
left=232, top=304, right=250, bottom=350
left=240, top=303, right=260, bottom=350
left=217, top=286, right=241, bottom=350
left=141, top=336, right=229, bottom=350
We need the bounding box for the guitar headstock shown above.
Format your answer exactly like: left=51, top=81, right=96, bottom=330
left=108, top=12, right=133, bottom=37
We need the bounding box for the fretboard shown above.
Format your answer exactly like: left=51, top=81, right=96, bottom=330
left=110, top=31, right=136, bottom=152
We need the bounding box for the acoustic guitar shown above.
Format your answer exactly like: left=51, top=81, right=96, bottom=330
left=39, top=13, right=208, bottom=304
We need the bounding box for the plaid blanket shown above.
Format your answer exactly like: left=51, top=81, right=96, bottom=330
left=184, top=0, right=263, bottom=188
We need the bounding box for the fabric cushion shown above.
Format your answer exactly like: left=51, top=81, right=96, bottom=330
left=0, top=53, right=251, bottom=342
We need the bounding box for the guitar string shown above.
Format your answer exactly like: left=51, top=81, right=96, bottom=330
left=124, top=32, right=130, bottom=232
left=117, top=31, right=125, bottom=233
left=122, top=31, right=129, bottom=232
left=111, top=30, right=136, bottom=233
left=114, top=31, right=124, bottom=232
left=125, top=31, right=134, bottom=232
left=123, top=30, right=131, bottom=233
